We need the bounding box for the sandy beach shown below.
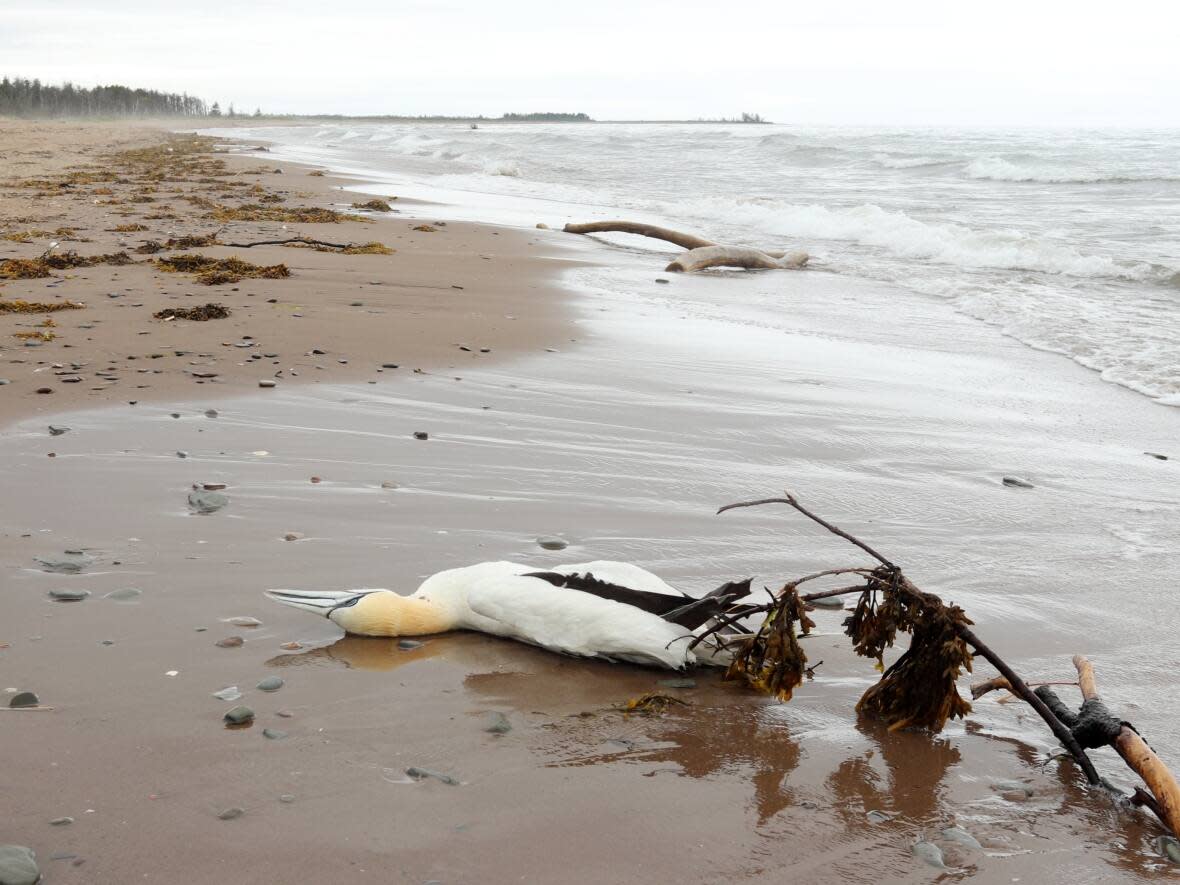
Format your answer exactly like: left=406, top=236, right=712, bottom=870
left=4, top=122, right=1180, bottom=885
left=0, top=120, right=575, bottom=425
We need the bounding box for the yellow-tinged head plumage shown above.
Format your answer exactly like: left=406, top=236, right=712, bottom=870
left=265, top=588, right=454, bottom=637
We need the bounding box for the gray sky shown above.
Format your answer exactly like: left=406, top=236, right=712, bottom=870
left=3, top=0, right=1177, bottom=125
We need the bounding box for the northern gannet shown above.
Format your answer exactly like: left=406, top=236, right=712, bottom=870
left=266, top=560, right=749, bottom=669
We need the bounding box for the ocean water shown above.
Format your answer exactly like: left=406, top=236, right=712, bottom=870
left=213, top=122, right=1180, bottom=404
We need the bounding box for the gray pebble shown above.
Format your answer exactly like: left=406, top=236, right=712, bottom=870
left=35, top=552, right=92, bottom=574
left=398, top=639, right=424, bottom=650
left=49, top=816, right=73, bottom=826
left=177, top=451, right=188, bottom=458
left=258, top=379, right=277, bottom=388
left=381, top=363, right=399, bottom=369
left=217, top=807, right=244, bottom=821
left=188, top=490, right=229, bottom=513
left=406, top=766, right=459, bottom=785
left=380, top=481, right=398, bottom=489
left=224, top=705, right=254, bottom=725
left=204, top=409, right=219, bottom=418
left=413, top=431, right=428, bottom=440
left=48, top=425, right=70, bottom=436
left=279, top=794, right=296, bottom=803
left=262, top=728, right=288, bottom=740
left=809, top=595, right=845, bottom=609
left=0, top=379, right=9, bottom=386
left=1145, top=452, right=1169, bottom=461
left=104, top=588, right=142, bottom=602
left=655, top=278, right=670, bottom=284
left=941, top=825, right=981, bottom=849
left=0, top=844, right=40, bottom=885
left=216, top=636, right=244, bottom=648
left=1002, top=476, right=1035, bottom=489
left=256, top=676, right=284, bottom=692
left=483, top=712, right=512, bottom=734
left=536, top=535, right=567, bottom=551
left=11, top=691, right=40, bottom=710
left=991, top=779, right=1033, bottom=797
left=283, top=532, right=304, bottom=541
left=49, top=588, right=90, bottom=602
left=100, top=639, right=114, bottom=646
left=911, top=840, right=947, bottom=868
left=1159, top=835, right=1180, bottom=863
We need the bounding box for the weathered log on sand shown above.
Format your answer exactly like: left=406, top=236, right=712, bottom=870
left=1072, top=656, right=1180, bottom=836
left=562, top=221, right=715, bottom=251
left=665, top=245, right=809, bottom=273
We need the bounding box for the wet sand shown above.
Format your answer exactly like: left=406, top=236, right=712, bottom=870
left=3, top=123, right=1180, bottom=884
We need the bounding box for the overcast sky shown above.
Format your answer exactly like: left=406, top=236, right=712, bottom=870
left=2, top=0, right=1177, bottom=126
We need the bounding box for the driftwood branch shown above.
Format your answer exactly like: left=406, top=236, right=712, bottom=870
left=557, top=220, right=808, bottom=272
left=1072, top=656, right=1180, bottom=835
left=666, top=245, right=808, bottom=273
left=562, top=221, right=715, bottom=251
left=219, top=236, right=352, bottom=249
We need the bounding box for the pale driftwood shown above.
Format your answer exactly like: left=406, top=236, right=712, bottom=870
left=1073, top=656, right=1180, bottom=836
left=665, top=245, right=809, bottom=274
left=563, top=221, right=715, bottom=251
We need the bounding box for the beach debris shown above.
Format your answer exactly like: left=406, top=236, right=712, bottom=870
left=48, top=589, right=90, bottom=602
left=48, top=425, right=70, bottom=436
left=352, top=199, right=393, bottom=212
left=256, top=676, right=284, bottom=692
left=279, top=642, right=302, bottom=651
left=262, top=728, right=287, bottom=740
left=215, top=636, right=244, bottom=648
left=623, top=693, right=689, bottom=717
left=283, top=532, right=304, bottom=541
left=204, top=409, right=218, bottom=418
left=156, top=254, right=289, bottom=286
left=0, top=299, right=84, bottom=313
left=223, top=705, right=254, bottom=725
left=154, top=303, right=230, bottom=321
left=694, top=491, right=1180, bottom=840
left=259, top=379, right=276, bottom=388
left=865, top=810, right=894, bottom=824
left=558, top=221, right=808, bottom=273
left=1145, top=452, right=1169, bottom=461
left=217, top=807, right=245, bottom=821
left=536, top=535, right=567, bottom=551
left=225, top=616, right=261, bottom=627
left=413, top=431, right=429, bottom=440
left=49, top=816, right=74, bottom=827
left=405, top=766, right=459, bottom=785
left=212, top=686, right=241, bottom=702
left=9, top=691, right=39, bottom=708
left=187, top=197, right=365, bottom=224
left=1002, top=476, right=1035, bottom=488
left=0, top=844, right=40, bottom=885
left=188, top=489, right=228, bottom=513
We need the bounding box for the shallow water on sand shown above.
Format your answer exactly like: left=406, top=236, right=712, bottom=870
left=3, top=244, right=1178, bottom=880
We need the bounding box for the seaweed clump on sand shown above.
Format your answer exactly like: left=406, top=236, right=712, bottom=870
left=41, top=250, right=136, bottom=269
left=0, top=259, right=53, bottom=280
left=155, top=253, right=290, bottom=285
left=351, top=199, right=394, bottom=212
left=0, top=299, right=84, bottom=314
left=186, top=196, right=365, bottom=224
left=154, top=303, right=230, bottom=321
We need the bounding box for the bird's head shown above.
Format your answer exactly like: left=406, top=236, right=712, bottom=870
left=265, top=588, right=450, bottom=637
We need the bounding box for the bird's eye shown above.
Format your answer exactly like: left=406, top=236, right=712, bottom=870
left=331, top=596, right=364, bottom=611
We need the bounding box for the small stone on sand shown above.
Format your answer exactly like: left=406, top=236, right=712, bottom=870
left=256, top=676, right=284, bottom=692
left=536, top=535, right=567, bottom=551
left=216, top=636, right=244, bottom=648
left=262, top=728, right=288, bottom=740
left=0, top=844, right=40, bottom=885
left=406, top=767, right=459, bottom=785
left=413, top=431, right=428, bottom=440
left=49, top=588, right=90, bottom=602
left=483, top=712, right=512, bottom=734
left=1002, top=476, right=1035, bottom=489
left=283, top=532, right=304, bottom=541
left=9, top=691, right=39, bottom=709
left=224, top=706, right=254, bottom=725
left=217, top=808, right=244, bottom=821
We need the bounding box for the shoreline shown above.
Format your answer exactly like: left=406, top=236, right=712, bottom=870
left=0, top=119, right=584, bottom=430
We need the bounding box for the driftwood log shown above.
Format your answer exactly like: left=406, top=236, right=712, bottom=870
left=556, top=220, right=808, bottom=273
left=666, top=245, right=809, bottom=273
left=705, top=491, right=1180, bottom=837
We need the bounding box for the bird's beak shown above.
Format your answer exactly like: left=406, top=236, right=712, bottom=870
left=264, top=589, right=380, bottom=617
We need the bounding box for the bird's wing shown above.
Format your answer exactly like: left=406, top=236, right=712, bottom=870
left=466, top=574, right=695, bottom=669
left=550, top=560, right=686, bottom=597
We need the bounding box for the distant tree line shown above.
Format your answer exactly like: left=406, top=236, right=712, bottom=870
left=0, top=76, right=209, bottom=118
left=500, top=112, right=592, bottom=122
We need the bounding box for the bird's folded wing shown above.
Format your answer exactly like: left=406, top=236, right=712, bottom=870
left=466, top=574, right=695, bottom=669
left=551, top=560, right=686, bottom=597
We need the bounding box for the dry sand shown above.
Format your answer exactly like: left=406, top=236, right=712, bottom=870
left=0, top=120, right=576, bottom=427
